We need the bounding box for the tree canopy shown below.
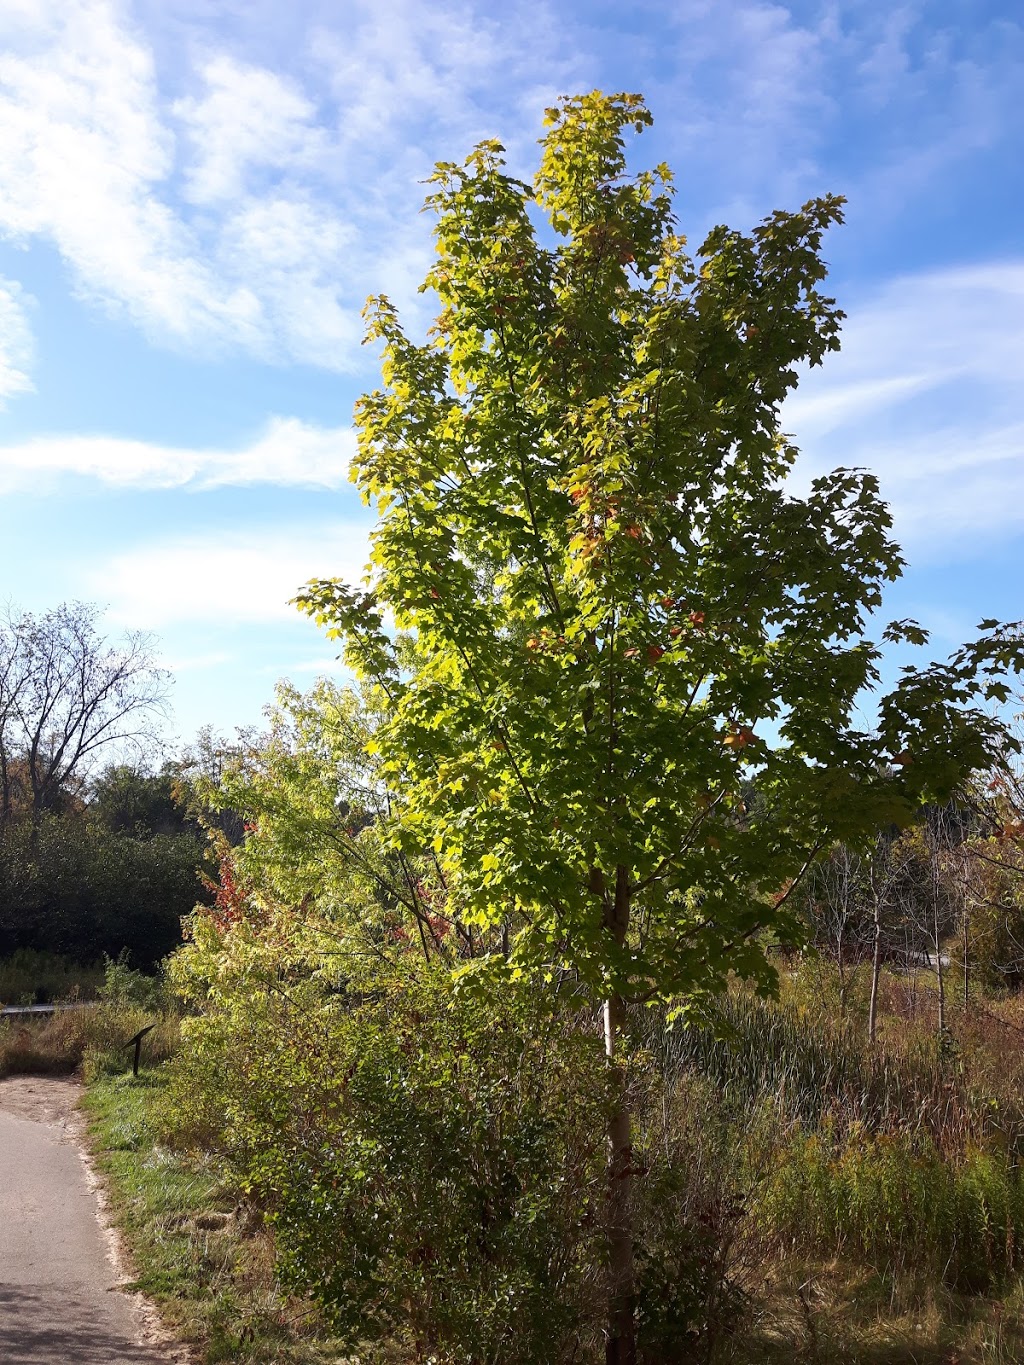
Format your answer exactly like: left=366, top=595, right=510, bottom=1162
left=298, top=91, right=1022, bottom=1012
left=295, top=90, right=1024, bottom=1361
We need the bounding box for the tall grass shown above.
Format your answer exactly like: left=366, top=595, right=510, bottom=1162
left=648, top=988, right=1024, bottom=1157
left=760, top=1126, right=1024, bottom=1289
left=0, top=1004, right=178, bottom=1079
left=0, top=948, right=105, bottom=1005
left=641, top=973, right=1024, bottom=1292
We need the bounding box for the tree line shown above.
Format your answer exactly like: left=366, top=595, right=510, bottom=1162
left=0, top=603, right=212, bottom=975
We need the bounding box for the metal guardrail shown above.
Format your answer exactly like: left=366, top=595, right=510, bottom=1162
left=0, top=1002, right=90, bottom=1016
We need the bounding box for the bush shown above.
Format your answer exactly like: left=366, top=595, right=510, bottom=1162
left=162, top=951, right=756, bottom=1365
left=631, top=1069, right=751, bottom=1362
left=98, top=951, right=168, bottom=1013
left=165, top=965, right=609, bottom=1363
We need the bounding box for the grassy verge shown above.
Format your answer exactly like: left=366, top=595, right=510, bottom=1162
left=81, top=1069, right=360, bottom=1365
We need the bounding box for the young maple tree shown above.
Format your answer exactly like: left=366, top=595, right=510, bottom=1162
left=299, top=92, right=1022, bottom=1363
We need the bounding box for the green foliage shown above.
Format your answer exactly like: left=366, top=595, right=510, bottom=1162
left=88, top=763, right=197, bottom=837
left=192, top=680, right=409, bottom=947
left=166, top=958, right=609, bottom=1361
left=99, top=949, right=169, bottom=1012
left=83, top=1073, right=354, bottom=1365
left=164, top=922, right=754, bottom=1363
left=631, top=1068, right=751, bottom=1358
left=0, top=811, right=208, bottom=968
left=297, top=90, right=1023, bottom=1011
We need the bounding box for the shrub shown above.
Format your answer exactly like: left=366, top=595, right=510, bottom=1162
left=631, top=1068, right=751, bottom=1362
left=162, top=956, right=754, bottom=1364
left=98, top=950, right=168, bottom=1013
left=165, top=966, right=609, bottom=1363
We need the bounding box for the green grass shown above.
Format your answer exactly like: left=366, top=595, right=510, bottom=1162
left=81, top=1070, right=366, bottom=1365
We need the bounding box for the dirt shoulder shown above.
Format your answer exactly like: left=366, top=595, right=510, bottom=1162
left=0, top=1072, right=83, bottom=1125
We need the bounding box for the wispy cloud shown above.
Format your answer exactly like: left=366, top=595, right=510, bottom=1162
left=173, top=54, right=328, bottom=206
left=786, top=261, right=1024, bottom=549
left=90, top=521, right=370, bottom=627
left=645, top=2, right=1022, bottom=230
left=0, top=0, right=575, bottom=370
left=0, top=416, right=355, bottom=492
left=0, top=277, right=34, bottom=405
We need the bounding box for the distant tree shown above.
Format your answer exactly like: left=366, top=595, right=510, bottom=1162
left=893, top=807, right=974, bottom=1038
left=175, top=726, right=249, bottom=846
left=864, top=829, right=914, bottom=1043
left=89, top=762, right=195, bottom=837
left=0, top=813, right=208, bottom=968
left=802, top=841, right=875, bottom=1019
left=0, top=602, right=168, bottom=830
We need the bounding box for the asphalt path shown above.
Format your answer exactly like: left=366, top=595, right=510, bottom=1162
left=0, top=1076, right=180, bottom=1364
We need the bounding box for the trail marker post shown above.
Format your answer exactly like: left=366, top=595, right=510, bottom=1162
left=123, top=1023, right=156, bottom=1077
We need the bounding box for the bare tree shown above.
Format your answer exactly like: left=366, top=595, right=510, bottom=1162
left=865, top=831, right=912, bottom=1044
left=0, top=602, right=169, bottom=830
left=895, top=807, right=966, bottom=1040
left=804, top=842, right=870, bottom=1020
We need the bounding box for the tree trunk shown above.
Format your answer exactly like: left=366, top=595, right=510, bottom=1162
left=934, top=905, right=946, bottom=1038
left=603, top=865, right=636, bottom=1365
left=604, top=992, right=636, bottom=1365
left=836, top=939, right=848, bottom=1020
left=868, top=893, right=883, bottom=1044
left=962, top=911, right=969, bottom=1011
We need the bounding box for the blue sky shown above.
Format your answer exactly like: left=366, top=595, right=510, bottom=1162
left=0, top=0, right=1021, bottom=749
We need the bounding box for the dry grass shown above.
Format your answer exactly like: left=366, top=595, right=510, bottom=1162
left=719, top=1261, right=1024, bottom=1363
left=0, top=1005, right=178, bottom=1079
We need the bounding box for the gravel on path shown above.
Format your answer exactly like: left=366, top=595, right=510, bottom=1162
left=0, top=1075, right=188, bottom=1365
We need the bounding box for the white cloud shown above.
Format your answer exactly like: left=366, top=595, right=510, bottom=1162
left=0, top=416, right=356, bottom=492
left=0, top=0, right=263, bottom=351
left=0, top=277, right=34, bottom=404
left=174, top=54, right=327, bottom=205
left=0, top=1, right=365, bottom=367
left=0, top=0, right=575, bottom=370
left=786, top=261, right=1024, bottom=549
left=90, top=522, right=370, bottom=628
left=787, top=263, right=1024, bottom=437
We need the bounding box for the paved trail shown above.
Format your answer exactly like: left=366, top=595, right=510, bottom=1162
left=0, top=1076, right=181, bottom=1365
